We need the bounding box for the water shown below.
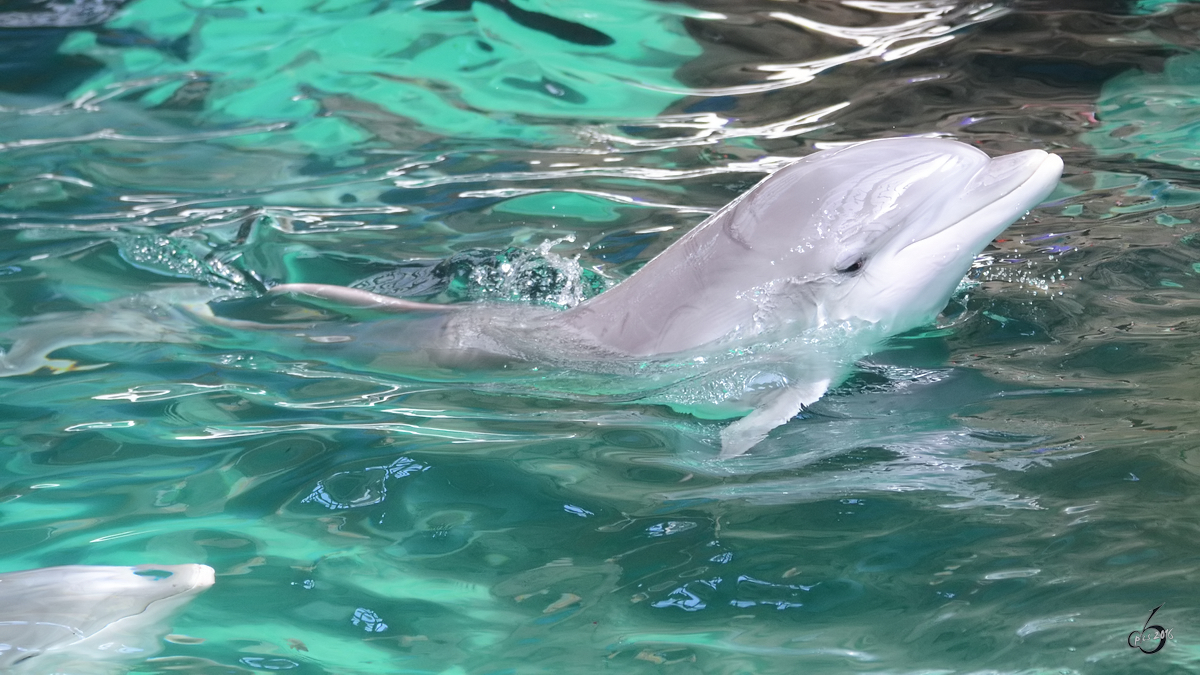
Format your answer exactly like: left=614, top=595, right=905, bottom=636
left=2, top=0, right=1200, bottom=672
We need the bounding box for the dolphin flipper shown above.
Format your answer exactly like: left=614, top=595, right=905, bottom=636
left=718, top=378, right=830, bottom=459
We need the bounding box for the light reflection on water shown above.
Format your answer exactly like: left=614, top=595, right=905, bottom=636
left=2, top=0, right=1200, bottom=673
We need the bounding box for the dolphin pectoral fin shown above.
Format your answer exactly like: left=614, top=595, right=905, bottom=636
left=268, top=283, right=454, bottom=312
left=718, top=378, right=830, bottom=459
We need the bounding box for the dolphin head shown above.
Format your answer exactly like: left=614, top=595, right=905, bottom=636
left=748, top=138, right=1065, bottom=337
left=566, top=138, right=1063, bottom=355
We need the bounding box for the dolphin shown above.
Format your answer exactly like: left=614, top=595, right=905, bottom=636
left=0, top=563, right=214, bottom=672
left=0, top=138, right=1062, bottom=456
left=267, top=138, right=1063, bottom=454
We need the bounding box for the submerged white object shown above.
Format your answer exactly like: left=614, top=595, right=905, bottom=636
left=0, top=564, right=214, bottom=671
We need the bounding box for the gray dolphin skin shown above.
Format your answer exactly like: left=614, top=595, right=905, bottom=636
left=0, top=564, right=214, bottom=672
left=271, top=138, right=1064, bottom=455
left=0, top=138, right=1063, bottom=457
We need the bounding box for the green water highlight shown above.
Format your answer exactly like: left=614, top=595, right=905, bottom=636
left=60, top=0, right=702, bottom=151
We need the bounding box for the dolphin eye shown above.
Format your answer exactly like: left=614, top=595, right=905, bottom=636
left=836, top=258, right=865, bottom=275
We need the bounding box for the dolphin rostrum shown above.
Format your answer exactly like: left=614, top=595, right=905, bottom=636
left=0, top=563, right=215, bottom=672
left=0, top=138, right=1062, bottom=456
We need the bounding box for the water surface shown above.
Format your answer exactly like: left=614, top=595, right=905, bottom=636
left=2, top=0, right=1200, bottom=673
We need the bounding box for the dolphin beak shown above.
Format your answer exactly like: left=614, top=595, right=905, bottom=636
left=973, top=148, right=1062, bottom=195
left=962, top=148, right=1063, bottom=217
left=134, top=563, right=217, bottom=592
left=921, top=147, right=1063, bottom=249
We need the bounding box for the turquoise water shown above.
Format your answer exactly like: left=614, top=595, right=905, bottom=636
left=3, top=0, right=1200, bottom=672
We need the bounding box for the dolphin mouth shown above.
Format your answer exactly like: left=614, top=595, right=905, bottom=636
left=973, top=148, right=1063, bottom=231
left=913, top=147, right=1064, bottom=249
left=965, top=148, right=1064, bottom=210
